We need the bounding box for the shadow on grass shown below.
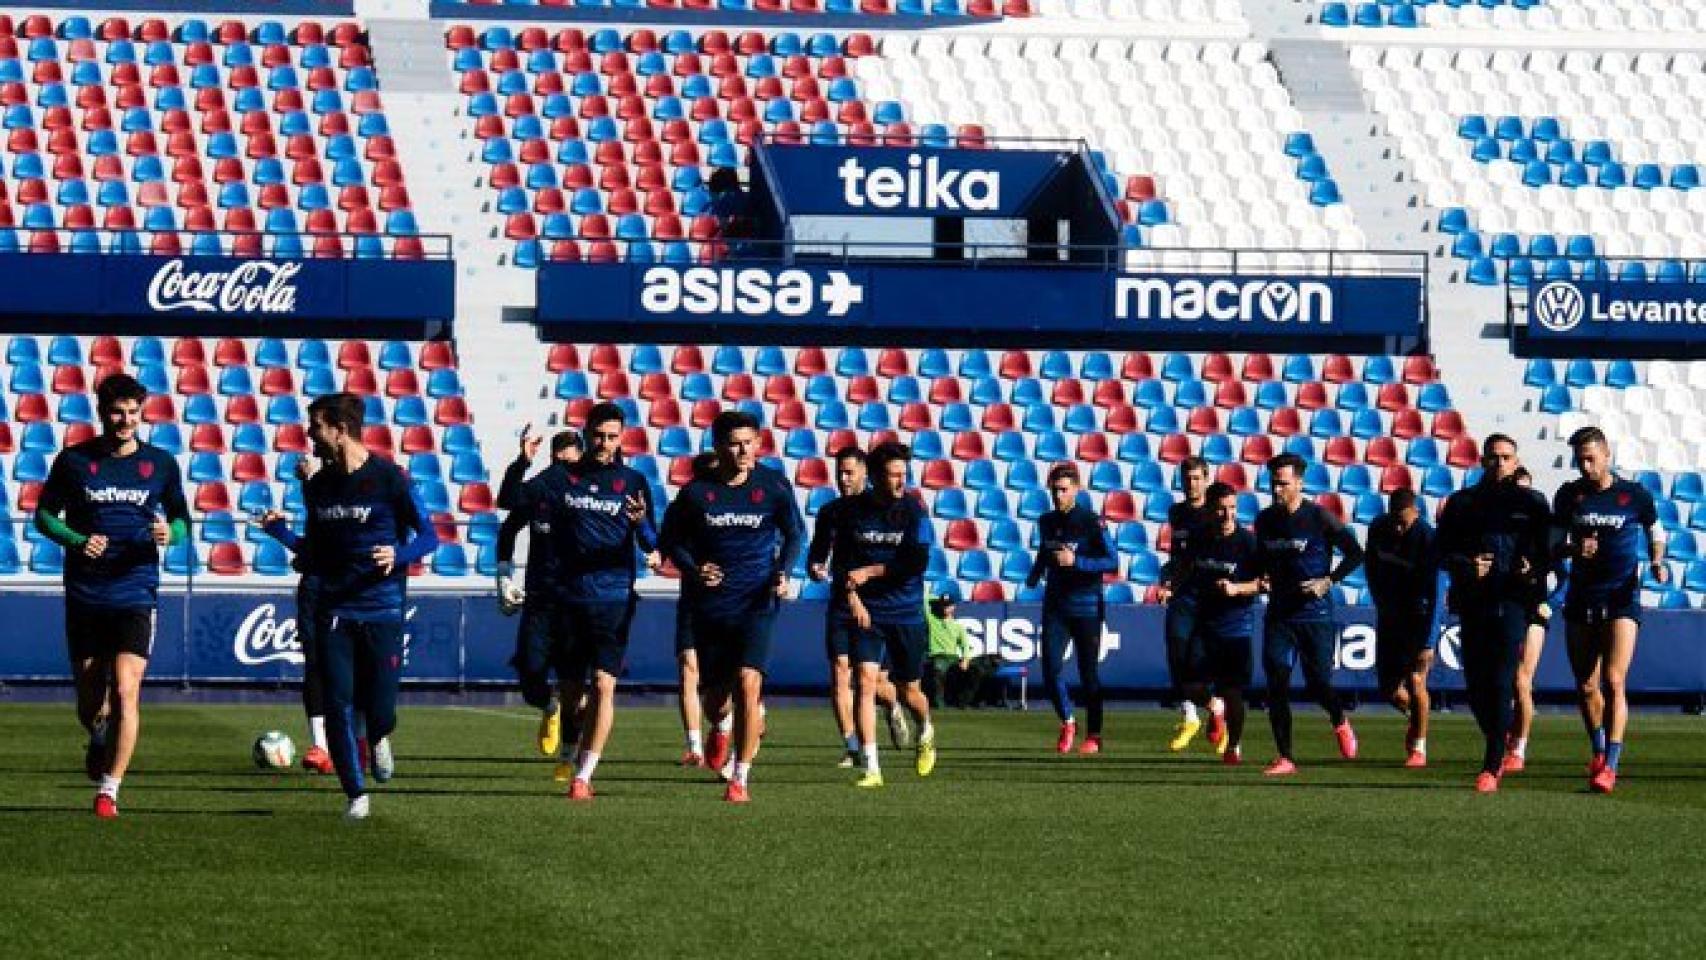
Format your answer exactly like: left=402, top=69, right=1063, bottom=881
left=0, top=803, right=274, bottom=816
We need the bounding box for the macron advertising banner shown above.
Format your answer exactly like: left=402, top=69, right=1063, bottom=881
left=4, top=592, right=1704, bottom=698
left=537, top=262, right=1422, bottom=337
left=0, top=253, right=453, bottom=323
left=1525, top=279, right=1706, bottom=344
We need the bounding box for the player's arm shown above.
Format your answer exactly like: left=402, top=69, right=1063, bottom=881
left=156, top=455, right=191, bottom=546
left=630, top=480, right=660, bottom=554
left=771, top=481, right=806, bottom=590
left=388, top=482, right=441, bottom=569
left=1072, top=520, right=1120, bottom=575
left=659, top=494, right=703, bottom=581
left=805, top=500, right=836, bottom=578
left=1325, top=514, right=1364, bottom=583
left=495, top=426, right=541, bottom=512
left=1518, top=491, right=1554, bottom=587
left=1638, top=489, right=1668, bottom=582
left=1433, top=495, right=1474, bottom=578
left=32, top=454, right=88, bottom=550
left=1024, top=519, right=1047, bottom=589
left=1220, top=537, right=1265, bottom=597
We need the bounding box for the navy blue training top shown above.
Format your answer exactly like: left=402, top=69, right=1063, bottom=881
left=38, top=439, right=189, bottom=609
left=1254, top=499, right=1364, bottom=623
left=663, top=465, right=804, bottom=623
left=1187, top=526, right=1260, bottom=638
left=269, top=455, right=438, bottom=622
left=806, top=493, right=858, bottom=618
left=1365, top=513, right=1439, bottom=617
left=1163, top=498, right=1215, bottom=606
left=534, top=457, right=657, bottom=604
left=1027, top=504, right=1118, bottom=618
left=1435, top=479, right=1552, bottom=613
left=829, top=490, right=933, bottom=627
left=1552, top=476, right=1658, bottom=607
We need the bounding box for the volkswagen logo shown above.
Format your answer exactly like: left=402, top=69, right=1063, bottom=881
left=1531, top=281, right=1585, bottom=333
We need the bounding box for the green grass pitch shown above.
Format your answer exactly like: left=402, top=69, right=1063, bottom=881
left=2, top=702, right=1704, bottom=958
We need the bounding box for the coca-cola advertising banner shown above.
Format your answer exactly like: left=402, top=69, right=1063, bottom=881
left=3, top=591, right=1704, bottom=698
left=0, top=253, right=452, bottom=323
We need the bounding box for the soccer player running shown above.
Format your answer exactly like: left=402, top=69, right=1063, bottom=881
left=495, top=425, right=586, bottom=778
left=661, top=451, right=718, bottom=768
left=1155, top=457, right=1224, bottom=752
left=1506, top=466, right=1565, bottom=774
left=1025, top=463, right=1118, bottom=754
left=1182, top=482, right=1264, bottom=765
left=264, top=393, right=439, bottom=819
left=34, top=373, right=189, bottom=818
left=524, top=403, right=657, bottom=802
left=1365, top=488, right=1441, bottom=768
left=1435, top=434, right=1551, bottom=793
left=1253, top=453, right=1364, bottom=777
left=835, top=441, right=938, bottom=787
left=288, top=453, right=333, bottom=775
left=1552, top=426, right=1666, bottom=794
left=808, top=446, right=913, bottom=766
left=661, top=411, right=803, bottom=803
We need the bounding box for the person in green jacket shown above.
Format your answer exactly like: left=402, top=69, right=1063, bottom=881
left=924, top=592, right=971, bottom=708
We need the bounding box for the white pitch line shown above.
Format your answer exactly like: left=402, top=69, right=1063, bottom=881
left=445, top=706, right=536, bottom=721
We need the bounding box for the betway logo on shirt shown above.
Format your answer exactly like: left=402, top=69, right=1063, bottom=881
left=836, top=154, right=1001, bottom=212
left=705, top=512, right=764, bottom=529
left=856, top=529, right=906, bottom=546
left=85, top=486, right=150, bottom=505
left=563, top=493, right=622, bottom=516
left=316, top=504, right=373, bottom=523
left=1197, top=558, right=1239, bottom=576
left=1577, top=512, right=1629, bottom=529
left=1114, top=278, right=1333, bottom=325
left=639, top=267, right=864, bottom=318
left=1263, top=538, right=1309, bottom=553
left=147, top=259, right=303, bottom=315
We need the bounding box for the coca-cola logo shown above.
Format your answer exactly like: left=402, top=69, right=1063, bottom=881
left=234, top=603, right=417, bottom=667
left=234, top=603, right=304, bottom=666
left=147, top=259, right=303, bottom=315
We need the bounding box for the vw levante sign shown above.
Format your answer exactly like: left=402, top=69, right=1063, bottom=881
left=1526, top=279, right=1706, bottom=344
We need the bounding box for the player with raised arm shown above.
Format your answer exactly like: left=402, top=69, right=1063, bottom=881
left=1183, top=482, right=1264, bottom=765
left=1253, top=453, right=1365, bottom=777
left=263, top=392, right=439, bottom=819
left=1553, top=427, right=1666, bottom=794
left=1365, top=488, right=1441, bottom=768
left=837, top=441, right=937, bottom=787
left=522, top=404, right=657, bottom=802
left=34, top=373, right=189, bottom=818
left=1156, top=457, right=1224, bottom=752
left=495, top=425, right=585, bottom=777
left=660, top=411, right=803, bottom=803
left=1435, top=434, right=1551, bottom=793
left=1025, top=463, right=1118, bottom=754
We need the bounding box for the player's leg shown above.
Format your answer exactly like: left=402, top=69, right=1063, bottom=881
left=725, top=609, right=776, bottom=798
left=1404, top=647, right=1434, bottom=767
left=1215, top=633, right=1253, bottom=763
left=359, top=620, right=406, bottom=787
left=512, top=604, right=561, bottom=756
left=1295, top=621, right=1353, bottom=759
left=1478, top=603, right=1526, bottom=784
left=873, top=665, right=911, bottom=749
left=1508, top=621, right=1546, bottom=771
left=1457, top=612, right=1496, bottom=764
left=1375, top=614, right=1410, bottom=716
left=1164, top=601, right=1202, bottom=748
left=1595, top=616, right=1640, bottom=791
left=1564, top=619, right=1609, bottom=768
left=1261, top=621, right=1298, bottom=772
left=319, top=616, right=367, bottom=811
left=1069, top=616, right=1105, bottom=749
left=71, top=654, right=113, bottom=782
left=851, top=628, right=886, bottom=786
left=827, top=614, right=858, bottom=765
left=677, top=649, right=705, bottom=765
left=1038, top=609, right=1077, bottom=751
left=887, top=624, right=935, bottom=777
left=298, top=610, right=333, bottom=774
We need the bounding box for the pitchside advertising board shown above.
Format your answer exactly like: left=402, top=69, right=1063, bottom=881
left=1526, top=279, right=1706, bottom=344
left=0, top=253, right=453, bottom=322
left=537, top=262, right=1423, bottom=336
left=3, top=593, right=1703, bottom=695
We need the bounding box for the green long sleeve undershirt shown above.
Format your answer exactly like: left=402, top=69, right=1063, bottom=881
left=32, top=512, right=190, bottom=549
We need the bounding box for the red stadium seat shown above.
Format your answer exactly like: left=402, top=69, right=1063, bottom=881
left=1104, top=404, right=1138, bottom=435
left=1379, top=464, right=1414, bottom=493
left=1365, top=436, right=1398, bottom=467
left=1158, top=433, right=1192, bottom=464
left=1324, top=436, right=1358, bottom=466
left=970, top=581, right=1006, bottom=602
left=1391, top=408, right=1424, bottom=440
left=195, top=483, right=233, bottom=513
left=1240, top=435, right=1275, bottom=465
left=1268, top=408, right=1301, bottom=437
left=1431, top=411, right=1466, bottom=440
left=921, top=460, right=957, bottom=491
left=1447, top=435, right=1480, bottom=468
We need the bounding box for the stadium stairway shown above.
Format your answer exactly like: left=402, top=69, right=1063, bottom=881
left=369, top=15, right=537, bottom=453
